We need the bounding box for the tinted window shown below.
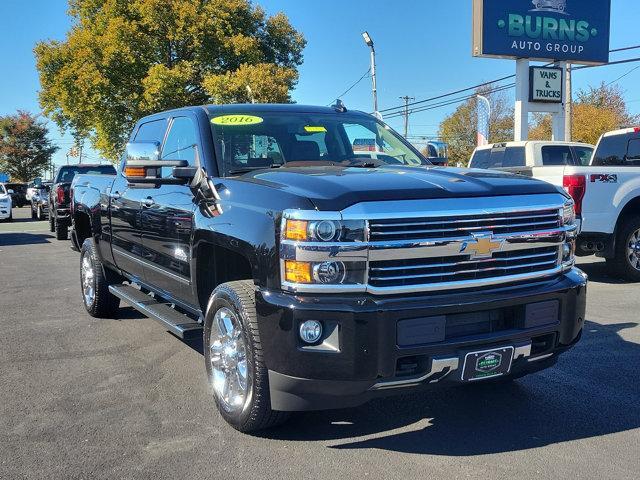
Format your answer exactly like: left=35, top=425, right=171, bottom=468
left=572, top=146, right=594, bottom=166
left=470, top=146, right=524, bottom=169
left=55, top=165, right=116, bottom=183
left=134, top=119, right=167, bottom=144
left=626, top=138, right=640, bottom=166
left=502, top=147, right=525, bottom=167
left=0, top=185, right=6, bottom=194
left=469, top=148, right=491, bottom=168
left=541, top=145, right=573, bottom=166
left=162, top=117, right=198, bottom=173
left=592, top=134, right=628, bottom=166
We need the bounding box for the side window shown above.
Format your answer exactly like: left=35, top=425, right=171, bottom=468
left=470, top=149, right=491, bottom=168
left=502, top=147, right=525, bottom=167
left=541, top=146, right=573, bottom=166
left=592, top=135, right=627, bottom=166
left=572, top=146, right=594, bottom=166
left=134, top=119, right=167, bottom=144
left=626, top=138, right=640, bottom=166
left=163, top=117, right=198, bottom=166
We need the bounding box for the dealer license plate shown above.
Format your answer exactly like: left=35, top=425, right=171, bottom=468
left=461, top=346, right=514, bottom=382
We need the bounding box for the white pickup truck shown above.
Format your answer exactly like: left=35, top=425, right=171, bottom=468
left=470, top=129, right=640, bottom=281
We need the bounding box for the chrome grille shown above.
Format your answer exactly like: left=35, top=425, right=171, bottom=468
left=369, top=246, right=560, bottom=288
left=368, top=208, right=561, bottom=242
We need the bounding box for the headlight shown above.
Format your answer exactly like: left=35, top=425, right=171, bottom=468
left=0, top=197, right=9, bottom=204
left=283, top=218, right=365, bottom=242
left=562, top=201, right=575, bottom=226
left=281, top=212, right=367, bottom=291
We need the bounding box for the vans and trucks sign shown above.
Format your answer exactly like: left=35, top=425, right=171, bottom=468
left=472, top=0, right=611, bottom=65
left=529, top=66, right=562, bottom=102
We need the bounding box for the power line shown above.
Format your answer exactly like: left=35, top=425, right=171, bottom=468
left=604, top=65, right=640, bottom=87
left=573, top=56, right=640, bottom=70
left=379, top=45, right=640, bottom=116
left=378, top=74, right=516, bottom=114
left=329, top=68, right=370, bottom=104
left=384, top=83, right=515, bottom=119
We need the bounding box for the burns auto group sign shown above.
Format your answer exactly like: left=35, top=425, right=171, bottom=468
left=473, top=0, right=611, bottom=65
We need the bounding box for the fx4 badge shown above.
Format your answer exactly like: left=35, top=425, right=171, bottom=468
left=590, top=173, right=618, bottom=183
left=460, top=233, right=505, bottom=259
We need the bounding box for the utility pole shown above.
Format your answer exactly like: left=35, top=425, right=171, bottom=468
left=565, top=63, right=572, bottom=141
left=399, top=96, right=415, bottom=138
left=362, top=32, right=378, bottom=115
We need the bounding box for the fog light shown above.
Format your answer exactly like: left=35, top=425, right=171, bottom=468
left=299, top=320, right=323, bottom=344
left=312, top=261, right=346, bottom=284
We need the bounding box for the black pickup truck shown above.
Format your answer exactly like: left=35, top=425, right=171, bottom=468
left=71, top=104, right=587, bottom=432
left=50, top=164, right=115, bottom=239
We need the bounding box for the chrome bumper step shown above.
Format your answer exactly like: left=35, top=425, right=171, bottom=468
left=109, top=284, right=202, bottom=339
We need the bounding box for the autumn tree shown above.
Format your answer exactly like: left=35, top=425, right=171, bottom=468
left=438, top=86, right=514, bottom=166
left=35, top=0, right=306, bottom=161
left=530, top=83, right=638, bottom=145
left=0, top=112, right=58, bottom=182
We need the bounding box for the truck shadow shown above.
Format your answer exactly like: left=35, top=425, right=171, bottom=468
left=576, top=259, right=630, bottom=285
left=0, top=232, right=52, bottom=246
left=263, top=321, right=640, bottom=456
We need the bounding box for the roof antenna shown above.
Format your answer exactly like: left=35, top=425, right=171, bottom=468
left=331, top=99, right=347, bottom=113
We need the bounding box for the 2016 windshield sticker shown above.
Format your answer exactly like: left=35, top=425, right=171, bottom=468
left=211, top=115, right=263, bottom=126
left=304, top=126, right=327, bottom=133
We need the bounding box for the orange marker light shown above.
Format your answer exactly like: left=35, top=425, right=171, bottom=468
left=284, top=220, right=308, bottom=241
left=285, top=261, right=312, bottom=283
left=124, top=166, right=147, bottom=177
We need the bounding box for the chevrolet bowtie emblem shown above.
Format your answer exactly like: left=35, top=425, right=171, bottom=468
left=460, top=233, right=504, bottom=259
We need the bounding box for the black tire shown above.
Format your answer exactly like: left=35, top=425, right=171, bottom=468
left=80, top=238, right=121, bottom=317
left=203, top=280, right=290, bottom=433
left=55, top=219, right=68, bottom=240
left=6, top=210, right=12, bottom=222
left=607, top=215, right=640, bottom=282
left=49, top=215, right=55, bottom=232
left=31, top=204, right=37, bottom=219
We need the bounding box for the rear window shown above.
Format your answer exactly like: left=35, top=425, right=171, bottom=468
left=55, top=165, right=116, bottom=183
left=592, top=133, right=638, bottom=166
left=541, top=145, right=573, bottom=166
left=470, top=146, right=525, bottom=169
left=626, top=138, right=640, bottom=165
left=572, top=146, right=594, bottom=166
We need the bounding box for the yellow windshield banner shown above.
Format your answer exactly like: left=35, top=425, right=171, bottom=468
left=304, top=126, right=327, bottom=133
left=211, top=115, right=263, bottom=126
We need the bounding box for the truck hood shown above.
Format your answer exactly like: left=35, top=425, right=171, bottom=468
left=237, top=165, right=562, bottom=211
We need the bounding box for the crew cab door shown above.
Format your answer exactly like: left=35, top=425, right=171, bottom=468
left=140, top=116, right=199, bottom=305
left=110, top=118, right=168, bottom=282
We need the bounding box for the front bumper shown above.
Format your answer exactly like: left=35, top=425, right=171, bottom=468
left=0, top=204, right=11, bottom=219
left=256, top=268, right=588, bottom=411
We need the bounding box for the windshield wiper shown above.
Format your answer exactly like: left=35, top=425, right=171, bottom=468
left=227, top=163, right=282, bottom=175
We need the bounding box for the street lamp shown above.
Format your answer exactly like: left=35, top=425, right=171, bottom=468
left=362, top=31, right=378, bottom=115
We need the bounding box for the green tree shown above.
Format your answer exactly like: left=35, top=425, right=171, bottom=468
left=0, top=111, right=59, bottom=182
left=35, top=0, right=306, bottom=161
left=438, top=86, right=513, bottom=166
left=530, top=83, right=639, bottom=145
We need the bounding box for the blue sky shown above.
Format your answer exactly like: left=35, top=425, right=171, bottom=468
left=1, top=0, right=639, bottom=169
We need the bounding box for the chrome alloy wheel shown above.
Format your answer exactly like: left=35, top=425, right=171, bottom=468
left=81, top=254, right=95, bottom=307
left=628, top=228, right=640, bottom=271
left=209, top=307, right=249, bottom=412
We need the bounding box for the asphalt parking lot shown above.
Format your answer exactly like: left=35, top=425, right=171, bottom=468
left=1, top=207, right=639, bottom=480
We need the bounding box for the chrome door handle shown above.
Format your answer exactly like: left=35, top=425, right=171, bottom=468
left=142, top=197, right=155, bottom=208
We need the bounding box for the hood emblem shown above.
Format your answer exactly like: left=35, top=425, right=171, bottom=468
left=460, top=233, right=504, bottom=259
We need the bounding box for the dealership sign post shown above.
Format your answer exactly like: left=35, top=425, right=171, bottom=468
left=472, top=0, right=611, bottom=141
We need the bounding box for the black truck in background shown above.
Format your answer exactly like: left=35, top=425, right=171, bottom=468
left=49, top=164, right=115, bottom=239
left=71, top=104, right=587, bottom=433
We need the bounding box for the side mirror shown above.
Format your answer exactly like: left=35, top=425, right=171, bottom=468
left=7, top=189, right=14, bottom=194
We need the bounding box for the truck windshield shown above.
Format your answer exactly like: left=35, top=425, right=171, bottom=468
left=209, top=112, right=428, bottom=175
left=55, top=165, right=116, bottom=183
left=0, top=185, right=6, bottom=195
